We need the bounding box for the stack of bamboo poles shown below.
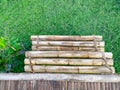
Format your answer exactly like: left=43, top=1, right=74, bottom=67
left=24, top=35, right=115, bottom=74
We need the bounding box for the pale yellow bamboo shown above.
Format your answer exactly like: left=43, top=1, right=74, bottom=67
left=25, top=65, right=46, bottom=72
left=25, top=58, right=68, bottom=65
left=24, top=65, right=115, bottom=74
left=31, top=35, right=102, bottom=41
left=32, top=46, right=104, bottom=51
left=32, top=41, right=105, bottom=47
left=25, top=51, right=112, bottom=59
left=46, top=66, right=78, bottom=73
left=69, top=59, right=113, bottom=65
left=78, top=66, right=115, bottom=74
left=24, top=58, right=113, bottom=66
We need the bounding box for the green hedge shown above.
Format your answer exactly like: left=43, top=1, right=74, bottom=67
left=0, top=0, right=120, bottom=73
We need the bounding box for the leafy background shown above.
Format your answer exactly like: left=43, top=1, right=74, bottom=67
left=0, top=0, right=120, bottom=73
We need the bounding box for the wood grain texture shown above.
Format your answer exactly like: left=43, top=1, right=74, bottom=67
left=24, top=65, right=115, bottom=74
left=24, top=58, right=113, bottom=66
left=0, top=80, right=120, bottom=90
left=0, top=80, right=119, bottom=90
left=25, top=51, right=112, bottom=59
left=31, top=35, right=102, bottom=41
left=32, top=46, right=104, bottom=51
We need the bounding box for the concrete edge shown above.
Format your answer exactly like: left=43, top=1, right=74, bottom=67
left=0, top=73, right=119, bottom=82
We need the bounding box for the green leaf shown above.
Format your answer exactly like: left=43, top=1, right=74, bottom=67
left=0, top=37, right=7, bottom=50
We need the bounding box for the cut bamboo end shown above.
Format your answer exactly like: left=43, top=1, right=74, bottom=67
left=32, top=46, right=104, bottom=51
left=24, top=65, right=115, bottom=74
left=25, top=51, right=113, bottom=59
left=32, top=41, right=105, bottom=47
left=24, top=58, right=113, bottom=66
left=31, top=35, right=102, bottom=41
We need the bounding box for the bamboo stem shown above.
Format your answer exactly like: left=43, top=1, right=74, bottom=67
left=24, top=58, right=113, bottom=66
left=31, top=35, right=102, bottom=41
left=32, top=46, right=104, bottom=51
left=32, top=41, right=105, bottom=47
left=25, top=51, right=112, bottom=59
left=24, top=65, right=115, bottom=74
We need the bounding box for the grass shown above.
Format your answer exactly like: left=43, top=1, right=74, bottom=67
left=0, top=0, right=120, bottom=73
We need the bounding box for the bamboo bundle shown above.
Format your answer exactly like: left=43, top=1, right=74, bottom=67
left=24, top=65, right=115, bottom=74
left=32, top=46, right=104, bottom=51
left=32, top=41, right=105, bottom=47
left=31, top=35, right=102, bottom=41
left=24, top=35, right=115, bottom=74
left=25, top=51, right=112, bottom=59
left=24, top=58, right=113, bottom=66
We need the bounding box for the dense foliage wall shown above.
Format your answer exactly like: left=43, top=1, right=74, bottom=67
left=0, top=0, right=120, bottom=73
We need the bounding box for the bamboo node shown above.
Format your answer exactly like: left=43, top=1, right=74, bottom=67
left=93, top=35, right=98, bottom=51
left=36, top=36, right=39, bottom=49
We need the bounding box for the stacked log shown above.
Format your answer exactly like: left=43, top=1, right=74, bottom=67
left=25, top=58, right=113, bottom=66
left=24, top=35, right=115, bottom=74
left=32, top=42, right=104, bottom=51
left=25, top=66, right=114, bottom=74
left=31, top=36, right=104, bottom=52
left=31, top=36, right=102, bottom=41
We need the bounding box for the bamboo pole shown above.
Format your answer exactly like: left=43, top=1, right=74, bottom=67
left=24, top=58, right=113, bottom=66
left=25, top=58, right=68, bottom=65
left=32, top=46, right=104, bottom=51
left=25, top=51, right=113, bottom=59
left=24, top=65, right=115, bottom=74
left=25, top=65, right=46, bottom=72
left=32, top=41, right=105, bottom=47
left=31, top=35, right=102, bottom=41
